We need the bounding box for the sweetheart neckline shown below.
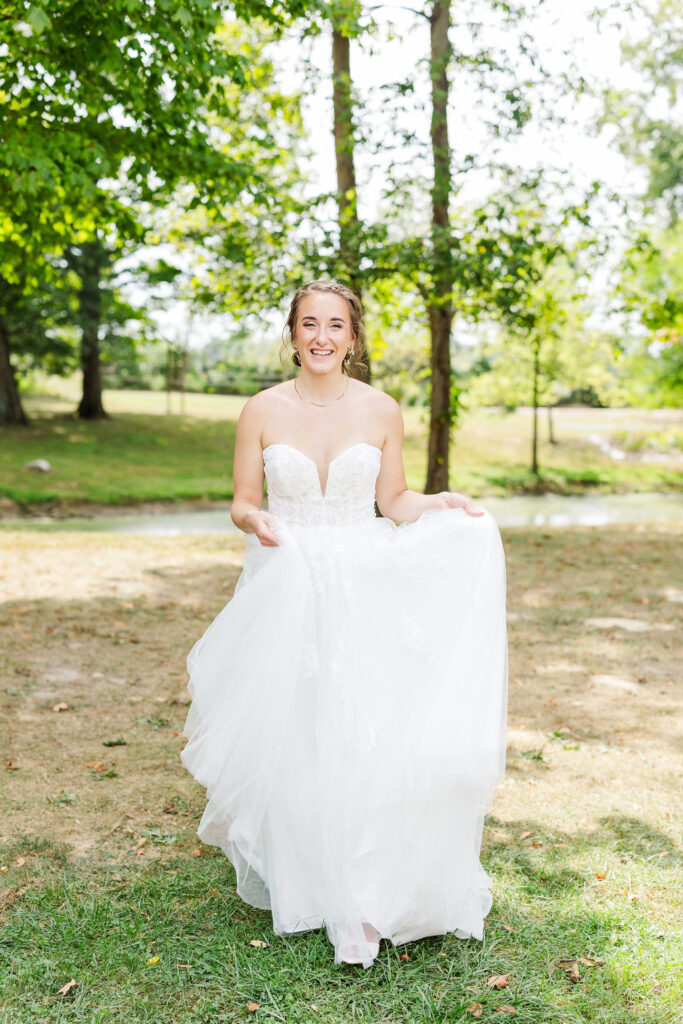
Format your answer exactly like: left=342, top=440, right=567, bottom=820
left=262, top=442, right=382, bottom=501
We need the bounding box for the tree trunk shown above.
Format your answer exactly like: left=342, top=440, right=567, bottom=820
left=332, top=20, right=370, bottom=380
left=75, top=240, right=108, bottom=419
left=531, top=340, right=540, bottom=476
left=0, top=315, right=28, bottom=425
left=426, top=0, right=453, bottom=493
left=547, top=403, right=556, bottom=444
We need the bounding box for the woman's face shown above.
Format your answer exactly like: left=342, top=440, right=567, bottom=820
left=293, top=292, right=355, bottom=375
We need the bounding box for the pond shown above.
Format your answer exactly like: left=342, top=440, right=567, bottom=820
left=2, top=492, right=681, bottom=535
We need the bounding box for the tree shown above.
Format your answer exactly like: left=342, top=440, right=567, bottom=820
left=330, top=2, right=364, bottom=302
left=467, top=181, right=610, bottom=476
left=0, top=0, right=319, bottom=422
left=425, top=0, right=455, bottom=491
left=617, top=223, right=683, bottom=406
left=599, top=0, right=682, bottom=225
left=361, top=0, right=577, bottom=490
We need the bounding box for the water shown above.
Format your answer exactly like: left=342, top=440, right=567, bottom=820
left=2, top=492, right=681, bottom=534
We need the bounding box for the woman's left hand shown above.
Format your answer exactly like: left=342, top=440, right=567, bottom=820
left=433, top=491, right=485, bottom=517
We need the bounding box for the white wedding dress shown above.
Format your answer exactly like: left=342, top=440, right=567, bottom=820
left=181, top=442, right=508, bottom=967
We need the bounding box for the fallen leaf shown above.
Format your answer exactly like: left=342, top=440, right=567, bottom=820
left=487, top=974, right=511, bottom=988
left=610, top=933, right=618, bottom=945
left=502, top=924, right=514, bottom=932
left=86, top=761, right=104, bottom=770
left=595, top=873, right=606, bottom=880
left=249, top=939, right=269, bottom=948
left=400, top=952, right=410, bottom=961
left=519, top=831, right=533, bottom=839
left=555, top=959, right=580, bottom=983
left=52, top=702, right=69, bottom=712
left=191, top=849, right=201, bottom=857
left=15, top=856, right=26, bottom=867
left=246, top=1002, right=259, bottom=1012
left=177, top=964, right=194, bottom=969
left=467, top=1004, right=483, bottom=1018
left=57, top=979, right=77, bottom=995
left=310, top=1006, right=319, bottom=1012
left=579, top=956, right=605, bottom=967
left=5, top=760, right=20, bottom=770
left=497, top=1007, right=515, bottom=1014
left=147, top=956, right=160, bottom=965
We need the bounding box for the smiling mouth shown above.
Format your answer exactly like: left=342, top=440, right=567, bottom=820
left=310, top=348, right=334, bottom=357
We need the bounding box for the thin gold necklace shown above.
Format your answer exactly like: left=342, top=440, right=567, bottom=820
left=294, top=376, right=349, bottom=407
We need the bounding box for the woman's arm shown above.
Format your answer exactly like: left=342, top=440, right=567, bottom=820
left=231, top=395, right=280, bottom=546
left=375, top=396, right=483, bottom=523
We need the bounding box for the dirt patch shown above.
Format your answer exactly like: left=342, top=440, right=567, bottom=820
left=1, top=524, right=681, bottom=868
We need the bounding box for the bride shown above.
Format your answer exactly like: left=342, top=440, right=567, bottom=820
left=181, top=280, right=508, bottom=968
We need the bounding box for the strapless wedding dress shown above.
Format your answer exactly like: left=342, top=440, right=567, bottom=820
left=181, top=442, right=508, bottom=967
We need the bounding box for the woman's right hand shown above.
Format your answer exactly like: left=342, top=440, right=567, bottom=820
left=244, top=510, right=280, bottom=547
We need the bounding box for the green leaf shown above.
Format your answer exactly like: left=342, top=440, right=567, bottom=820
left=173, top=6, right=193, bottom=27
left=26, top=6, right=51, bottom=34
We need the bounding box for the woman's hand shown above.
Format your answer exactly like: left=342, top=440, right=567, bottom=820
left=244, top=510, right=280, bottom=546
left=432, top=491, right=484, bottom=517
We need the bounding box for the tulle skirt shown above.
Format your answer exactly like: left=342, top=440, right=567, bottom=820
left=181, top=506, right=508, bottom=967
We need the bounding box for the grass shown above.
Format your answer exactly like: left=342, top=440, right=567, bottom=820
left=0, top=523, right=681, bottom=1022
left=0, top=382, right=680, bottom=510
left=0, top=824, right=679, bottom=1022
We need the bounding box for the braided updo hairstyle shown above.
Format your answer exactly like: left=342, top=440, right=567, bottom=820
left=281, top=280, right=368, bottom=379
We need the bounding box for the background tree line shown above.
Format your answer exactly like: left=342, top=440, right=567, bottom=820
left=1, top=0, right=680, bottom=484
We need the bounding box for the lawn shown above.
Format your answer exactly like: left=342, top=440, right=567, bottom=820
left=0, top=382, right=680, bottom=511
left=0, top=523, right=680, bottom=1022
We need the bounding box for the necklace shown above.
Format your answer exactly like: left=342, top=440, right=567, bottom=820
left=294, top=376, right=349, bottom=407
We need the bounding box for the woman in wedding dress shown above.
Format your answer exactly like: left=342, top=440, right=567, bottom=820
left=181, top=280, right=508, bottom=968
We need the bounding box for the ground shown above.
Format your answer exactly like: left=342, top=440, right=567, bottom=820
left=0, top=524, right=680, bottom=1022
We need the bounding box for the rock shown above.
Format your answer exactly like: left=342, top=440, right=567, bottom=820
left=24, top=459, right=51, bottom=473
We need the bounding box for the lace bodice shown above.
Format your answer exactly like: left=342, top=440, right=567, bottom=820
left=263, top=442, right=380, bottom=526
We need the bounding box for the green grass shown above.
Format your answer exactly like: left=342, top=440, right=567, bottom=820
left=1, top=822, right=679, bottom=1024
left=0, top=383, right=680, bottom=509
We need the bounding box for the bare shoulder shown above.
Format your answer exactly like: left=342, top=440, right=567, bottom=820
left=349, top=380, right=403, bottom=444
left=237, top=383, right=293, bottom=439
left=239, top=382, right=293, bottom=416
left=356, top=381, right=401, bottom=421
left=350, top=380, right=399, bottom=411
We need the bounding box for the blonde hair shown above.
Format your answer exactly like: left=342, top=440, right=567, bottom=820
left=281, top=280, right=368, bottom=379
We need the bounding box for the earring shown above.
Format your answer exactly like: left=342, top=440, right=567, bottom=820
left=292, top=347, right=301, bottom=367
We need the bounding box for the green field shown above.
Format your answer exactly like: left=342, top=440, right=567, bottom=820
left=1, top=381, right=681, bottom=510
